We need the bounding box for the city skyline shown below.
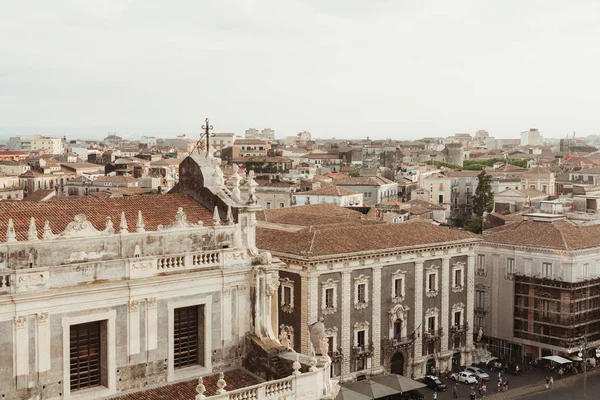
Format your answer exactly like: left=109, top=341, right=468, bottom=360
left=3, top=0, right=600, bottom=140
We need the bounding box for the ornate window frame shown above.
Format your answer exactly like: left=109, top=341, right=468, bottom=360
left=452, top=261, right=465, bottom=293
left=451, top=302, right=465, bottom=327
left=353, top=321, right=370, bottom=349
left=424, top=307, right=439, bottom=334
left=354, top=275, right=370, bottom=310
left=388, top=304, right=410, bottom=340
left=279, top=278, right=294, bottom=313
left=321, top=278, right=339, bottom=315
left=425, top=265, right=439, bottom=298
left=325, top=326, right=339, bottom=353
left=391, top=269, right=407, bottom=304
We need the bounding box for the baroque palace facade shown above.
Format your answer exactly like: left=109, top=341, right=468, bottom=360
left=256, top=205, right=481, bottom=380
left=0, top=152, right=334, bottom=400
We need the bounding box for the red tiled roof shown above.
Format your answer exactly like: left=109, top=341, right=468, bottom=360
left=0, top=193, right=213, bottom=241
left=114, top=369, right=263, bottom=400
left=300, top=186, right=359, bottom=196
left=257, top=218, right=478, bottom=258
left=257, top=203, right=363, bottom=222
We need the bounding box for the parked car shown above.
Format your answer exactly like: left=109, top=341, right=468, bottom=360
left=465, top=366, right=490, bottom=380
left=423, top=375, right=447, bottom=391
left=450, top=371, right=478, bottom=384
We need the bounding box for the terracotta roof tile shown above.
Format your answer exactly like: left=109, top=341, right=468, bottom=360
left=257, top=219, right=478, bottom=258
left=114, top=369, right=263, bottom=400
left=0, top=193, right=213, bottom=241
left=256, top=203, right=363, bottom=222
left=300, top=186, right=359, bottom=196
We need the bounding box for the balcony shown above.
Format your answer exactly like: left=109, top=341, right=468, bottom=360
left=451, top=324, right=469, bottom=336
left=352, top=343, right=373, bottom=358
left=424, top=328, right=443, bottom=341
left=381, top=336, right=414, bottom=357
left=328, top=350, right=343, bottom=363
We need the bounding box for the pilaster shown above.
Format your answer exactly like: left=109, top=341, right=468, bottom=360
left=413, top=260, right=424, bottom=362
left=491, top=254, right=500, bottom=337
left=300, top=274, right=310, bottom=354
left=37, top=313, right=50, bottom=373
left=129, top=300, right=140, bottom=358
left=372, top=266, right=382, bottom=367
left=341, top=270, right=352, bottom=376
left=466, top=254, right=475, bottom=355
left=222, top=288, right=232, bottom=343
left=14, top=315, right=28, bottom=388
left=441, top=257, right=450, bottom=353
left=146, top=297, right=158, bottom=360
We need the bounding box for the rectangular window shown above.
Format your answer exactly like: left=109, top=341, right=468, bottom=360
left=357, top=330, right=365, bottom=349
left=583, top=263, right=590, bottom=279
left=174, top=305, right=199, bottom=369
left=454, top=269, right=462, bottom=288
left=477, top=254, right=485, bottom=270
left=427, top=273, right=437, bottom=292
left=265, top=202, right=272, bottom=210
left=427, top=316, right=436, bottom=332
left=507, top=258, right=516, bottom=275
left=541, top=300, right=551, bottom=318
left=325, top=288, right=334, bottom=308
left=70, top=321, right=102, bottom=391
left=475, top=316, right=485, bottom=329
left=476, top=290, right=485, bottom=309
left=542, top=262, right=552, bottom=278
left=283, top=286, right=292, bottom=306
left=357, top=284, right=366, bottom=303
left=394, top=278, right=403, bottom=297
left=454, top=311, right=462, bottom=326
left=279, top=202, right=285, bottom=208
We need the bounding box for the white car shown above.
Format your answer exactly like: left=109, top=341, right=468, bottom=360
left=465, top=366, right=490, bottom=380
left=451, top=371, right=478, bottom=384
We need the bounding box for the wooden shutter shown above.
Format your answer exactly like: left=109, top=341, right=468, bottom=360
left=70, top=321, right=101, bottom=391
left=174, top=305, right=199, bottom=369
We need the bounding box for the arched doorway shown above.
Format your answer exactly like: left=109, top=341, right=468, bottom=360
left=390, top=352, right=405, bottom=375
left=426, top=358, right=436, bottom=376
left=452, top=352, right=461, bottom=372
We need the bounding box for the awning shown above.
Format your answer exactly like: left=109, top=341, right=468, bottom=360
left=569, top=355, right=583, bottom=362
left=335, top=387, right=374, bottom=400
left=541, top=355, right=572, bottom=364
left=370, top=374, right=427, bottom=393
left=342, top=380, right=399, bottom=399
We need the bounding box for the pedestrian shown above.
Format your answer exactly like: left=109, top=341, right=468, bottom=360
left=452, top=384, right=458, bottom=399
left=497, top=379, right=502, bottom=392
left=482, top=383, right=487, bottom=397
left=433, top=391, right=437, bottom=400
left=549, top=376, right=554, bottom=388
left=545, top=376, right=549, bottom=389
left=470, top=389, right=476, bottom=400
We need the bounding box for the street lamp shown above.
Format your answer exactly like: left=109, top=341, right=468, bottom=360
left=577, top=339, right=599, bottom=400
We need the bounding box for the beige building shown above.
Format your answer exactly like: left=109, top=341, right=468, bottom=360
left=294, top=186, right=363, bottom=207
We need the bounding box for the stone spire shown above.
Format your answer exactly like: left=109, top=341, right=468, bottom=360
left=43, top=221, right=55, bottom=240
left=213, top=206, right=221, bottom=226
left=120, top=212, right=129, bottom=233
left=28, top=217, right=38, bottom=241
left=216, top=372, right=227, bottom=394
left=195, top=376, right=206, bottom=400
left=6, top=218, right=16, bottom=242
left=227, top=206, right=234, bottom=225
left=136, top=210, right=145, bottom=232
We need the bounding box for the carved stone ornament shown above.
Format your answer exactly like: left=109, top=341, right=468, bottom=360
left=353, top=321, right=370, bottom=330
left=388, top=304, right=410, bottom=323
left=425, top=307, right=439, bottom=318
left=452, top=302, right=465, bottom=312
left=36, top=313, right=49, bottom=325
left=128, top=300, right=140, bottom=311
left=158, top=207, right=203, bottom=230
left=14, top=315, right=27, bottom=328
left=146, top=297, right=157, bottom=308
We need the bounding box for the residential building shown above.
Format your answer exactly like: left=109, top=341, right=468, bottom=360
left=446, top=171, right=479, bottom=216
left=209, top=133, right=237, bottom=157
left=0, top=161, right=31, bottom=176
left=8, top=135, right=64, bottom=155
left=520, top=129, right=543, bottom=146
left=294, top=186, right=363, bottom=207
left=256, top=204, right=480, bottom=380
left=245, top=128, right=275, bottom=140
left=477, top=214, right=600, bottom=362
left=334, top=176, right=398, bottom=204
left=421, top=173, right=452, bottom=213
left=0, top=151, right=336, bottom=399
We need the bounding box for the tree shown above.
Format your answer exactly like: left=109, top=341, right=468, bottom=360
left=472, top=171, right=494, bottom=217
left=464, top=216, right=483, bottom=234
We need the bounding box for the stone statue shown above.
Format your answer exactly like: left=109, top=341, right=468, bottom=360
left=279, top=330, right=291, bottom=350
left=320, top=337, right=329, bottom=356
left=477, top=326, right=483, bottom=342
left=246, top=170, right=258, bottom=204
left=309, top=317, right=326, bottom=355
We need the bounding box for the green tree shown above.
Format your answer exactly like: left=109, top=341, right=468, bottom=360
left=348, top=171, right=360, bottom=177
left=472, top=171, right=494, bottom=217
left=464, top=216, right=483, bottom=234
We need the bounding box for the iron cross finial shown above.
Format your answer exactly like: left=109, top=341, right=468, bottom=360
left=202, top=118, right=214, bottom=154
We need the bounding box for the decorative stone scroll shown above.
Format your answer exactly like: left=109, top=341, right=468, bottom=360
left=158, top=207, right=204, bottom=231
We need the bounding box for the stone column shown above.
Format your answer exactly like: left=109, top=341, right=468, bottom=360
left=341, top=270, right=352, bottom=377
left=146, top=297, right=158, bottom=361
left=372, top=266, right=382, bottom=368
left=466, top=254, right=475, bottom=363
left=441, top=257, right=451, bottom=356
left=129, top=300, right=140, bottom=359
left=300, top=273, right=310, bottom=355
left=37, top=313, right=50, bottom=376
left=413, top=260, right=424, bottom=374
left=15, top=315, right=28, bottom=388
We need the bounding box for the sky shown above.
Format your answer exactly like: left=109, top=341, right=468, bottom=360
left=1, top=0, right=600, bottom=141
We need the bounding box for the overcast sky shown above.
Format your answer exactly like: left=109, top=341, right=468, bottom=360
left=1, top=0, right=599, bottom=141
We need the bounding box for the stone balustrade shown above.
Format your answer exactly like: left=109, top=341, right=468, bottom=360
left=0, top=270, right=12, bottom=292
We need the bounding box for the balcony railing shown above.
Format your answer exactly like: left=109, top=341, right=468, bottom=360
left=424, top=328, right=443, bottom=341
left=451, top=324, right=468, bottom=335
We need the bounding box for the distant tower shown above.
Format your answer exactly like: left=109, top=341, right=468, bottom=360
left=443, top=143, right=465, bottom=167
